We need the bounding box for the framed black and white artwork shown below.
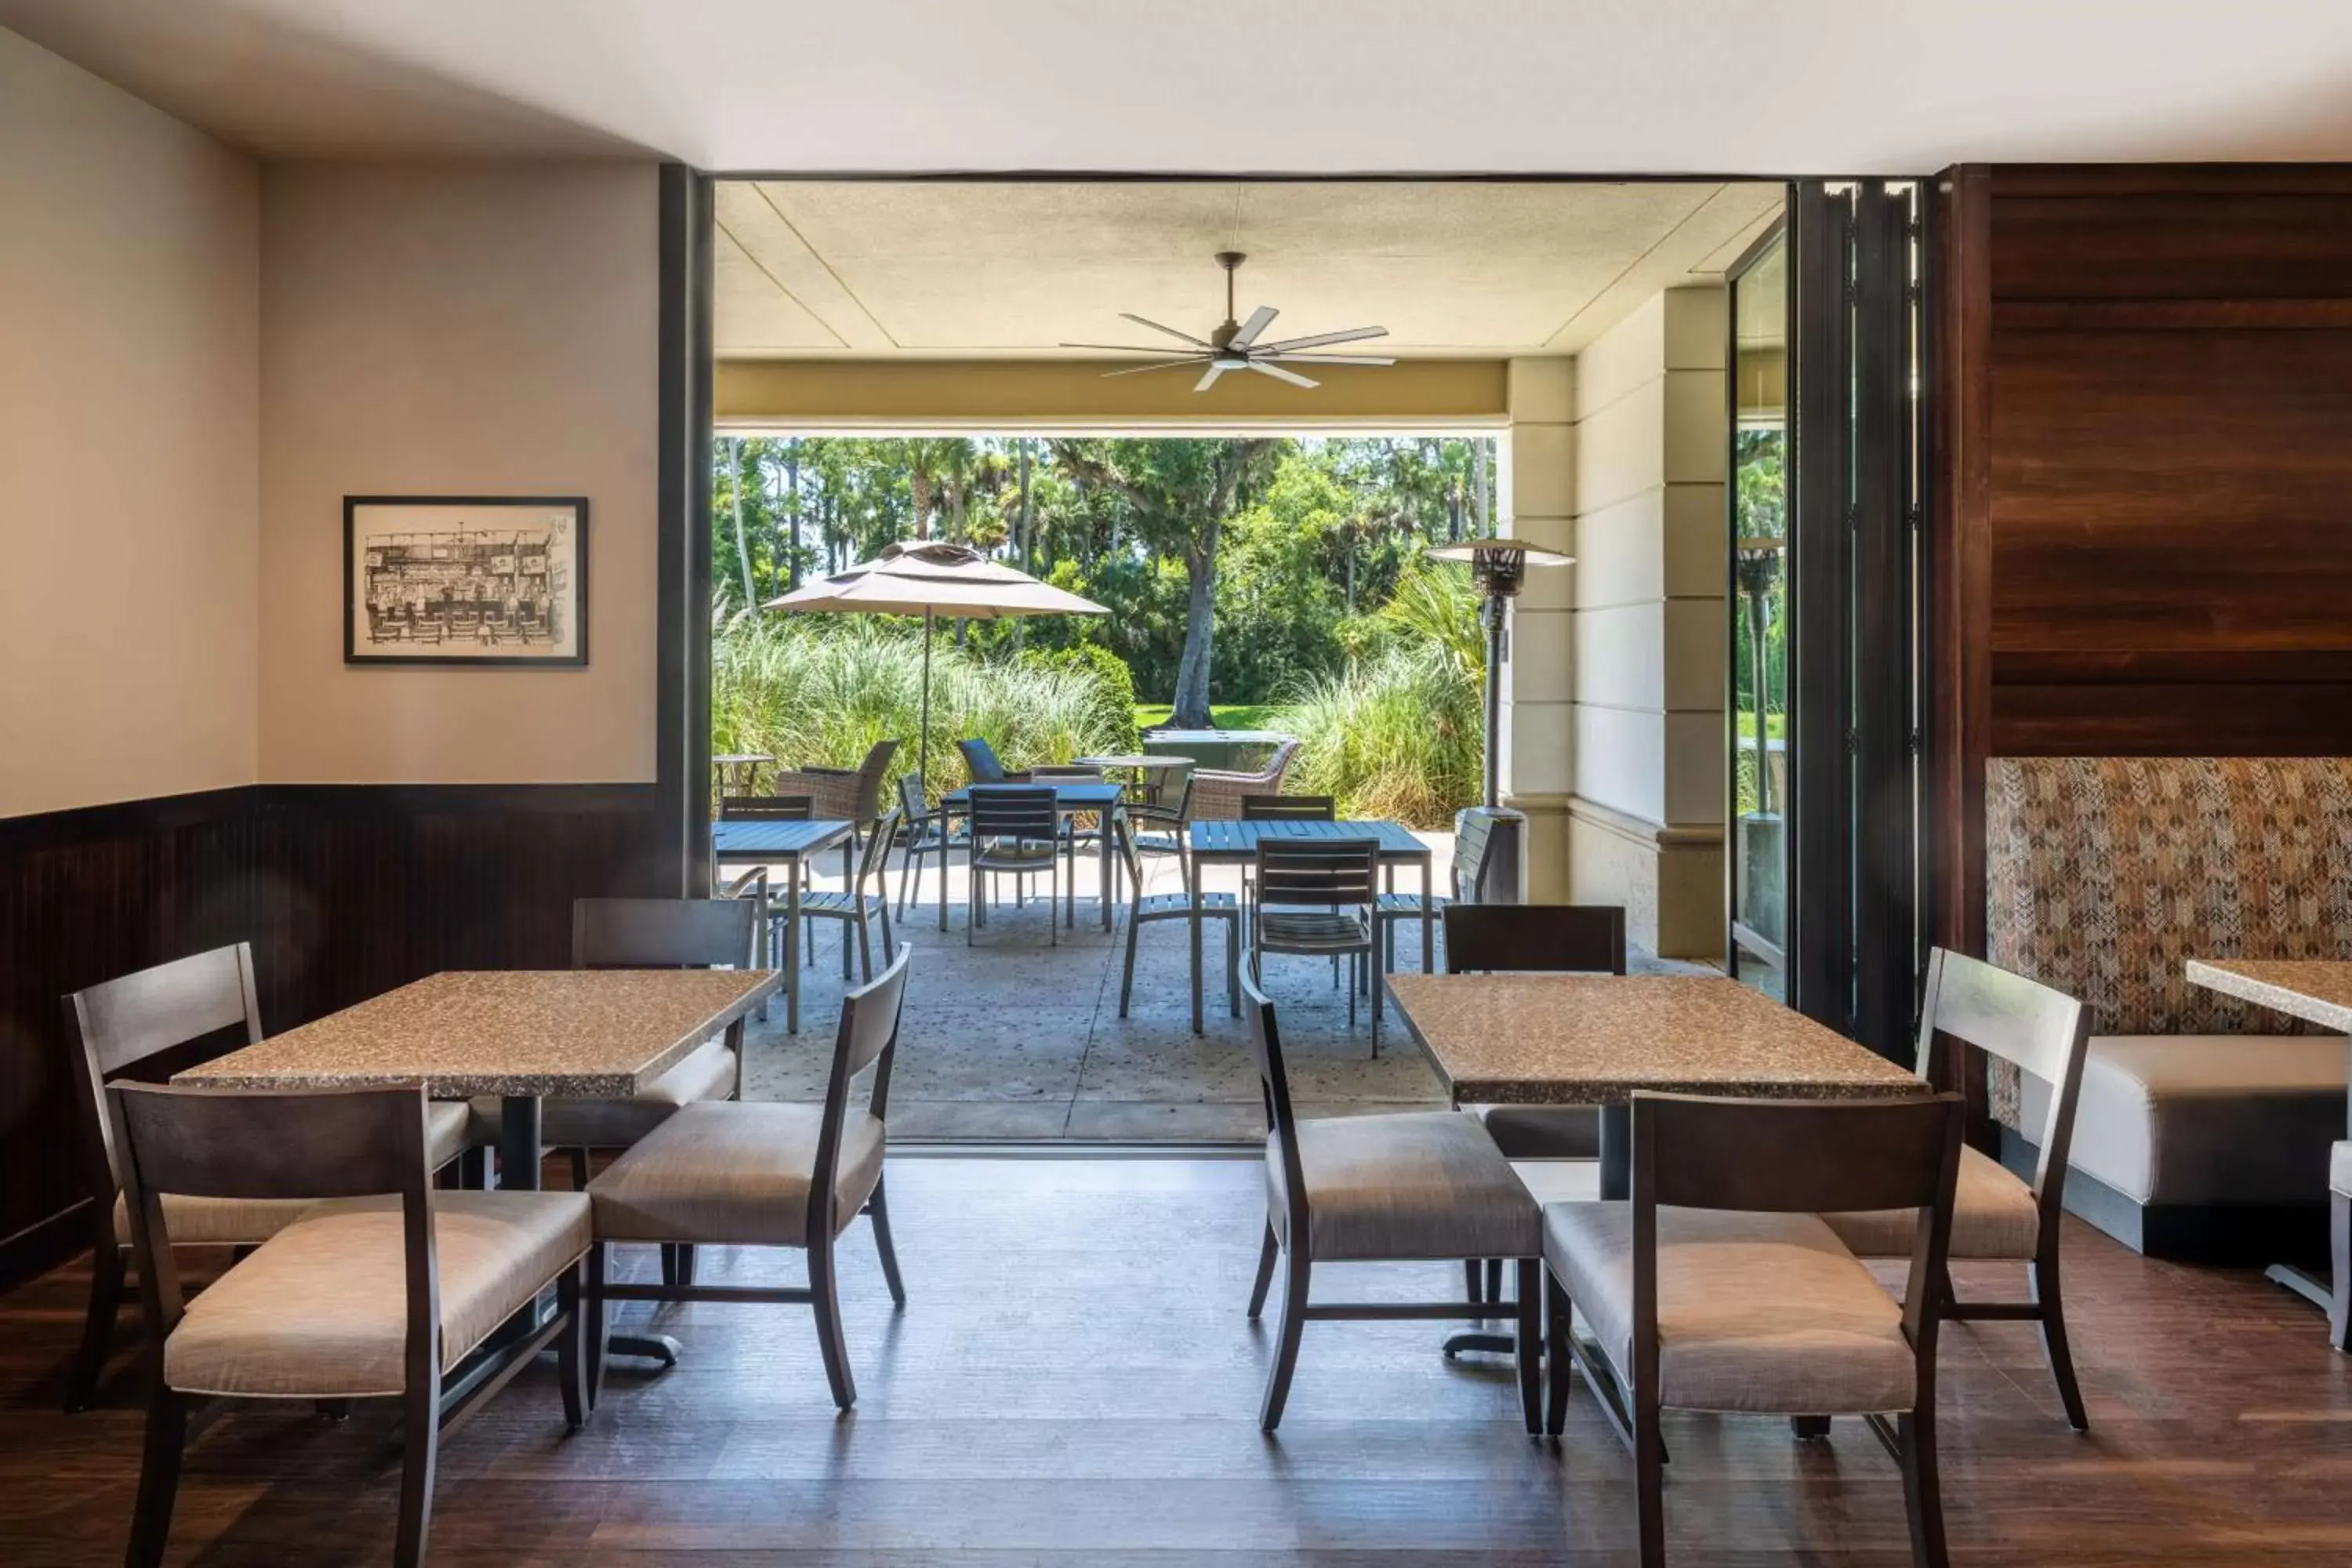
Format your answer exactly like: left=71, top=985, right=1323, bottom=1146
left=343, top=495, right=588, bottom=666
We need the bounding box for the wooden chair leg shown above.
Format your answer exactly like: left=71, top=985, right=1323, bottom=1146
left=677, top=1243, right=699, bottom=1288
left=584, top=1244, right=609, bottom=1412
left=1464, top=1258, right=1485, bottom=1308
left=660, top=1243, right=679, bottom=1288
left=868, top=1176, right=907, bottom=1308
left=557, top=1257, right=587, bottom=1430
left=1899, top=1406, right=1950, bottom=1568
left=1486, top=1258, right=1504, bottom=1305
left=809, top=1231, right=856, bottom=1410
left=125, top=1388, right=188, bottom=1568
left=1259, top=1250, right=1310, bottom=1431
left=394, top=1365, right=441, bottom=1568
left=1515, top=1258, right=1542, bottom=1434
left=1247, top=1222, right=1279, bottom=1319
left=568, top=1147, right=590, bottom=1190
left=2332, top=1191, right=2352, bottom=1354
left=67, top=1239, right=125, bottom=1414
left=2029, top=1254, right=2090, bottom=1431
left=1634, top=1385, right=1666, bottom=1568
left=1544, top=1268, right=1574, bottom=1436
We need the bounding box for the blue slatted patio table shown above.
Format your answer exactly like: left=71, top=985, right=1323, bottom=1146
left=711, top=817, right=855, bottom=1034
left=1185, top=818, right=1434, bottom=1035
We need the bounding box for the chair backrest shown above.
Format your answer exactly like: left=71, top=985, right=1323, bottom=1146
left=849, top=739, right=902, bottom=818
left=1915, top=947, right=2090, bottom=1212
left=1443, top=905, right=1627, bottom=975
left=573, top=897, right=759, bottom=970
left=809, top=946, right=911, bottom=1240
left=1241, top=793, right=1334, bottom=822
left=1449, top=811, right=1502, bottom=900
left=958, top=738, right=1009, bottom=783
left=1254, top=837, right=1378, bottom=911
left=1240, top=973, right=1308, bottom=1243
left=720, top=793, right=815, bottom=821
left=1259, top=737, right=1301, bottom=786
left=897, top=771, right=929, bottom=823
left=854, top=804, right=904, bottom=887
left=1631, top=1091, right=1963, bottom=1355
left=1152, top=766, right=1196, bottom=818
left=110, top=1083, right=434, bottom=1363
left=65, top=944, right=265, bottom=1210
left=967, top=783, right=1058, bottom=844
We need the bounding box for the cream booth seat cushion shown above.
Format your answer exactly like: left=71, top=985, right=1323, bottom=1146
left=587, top=1101, right=887, bottom=1247
left=162, top=1190, right=592, bottom=1400
left=2019, top=1036, right=2348, bottom=1207
left=2332, top=1142, right=2352, bottom=1200
left=470, top=1037, right=737, bottom=1150
left=1268, top=1110, right=1541, bottom=1263
left=1820, top=1145, right=2040, bottom=1259
left=1544, top=1201, right=1917, bottom=1415
left=112, top=1100, right=477, bottom=1247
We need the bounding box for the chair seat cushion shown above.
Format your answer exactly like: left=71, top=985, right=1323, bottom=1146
left=588, top=1101, right=887, bottom=1247
left=1544, top=1201, right=1916, bottom=1415
left=162, top=1190, right=592, bottom=1399
left=472, top=1038, right=737, bottom=1152
left=1820, top=1145, right=2039, bottom=1258
left=2023, top=1035, right=2348, bottom=1205
left=113, top=1100, right=477, bottom=1246
left=1479, top=1105, right=1601, bottom=1160
left=2333, top=1141, right=2352, bottom=1200
left=1269, top=1110, right=1539, bottom=1262
left=1258, top=911, right=1371, bottom=948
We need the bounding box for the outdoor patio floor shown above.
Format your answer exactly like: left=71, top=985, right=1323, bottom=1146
left=739, top=829, right=1712, bottom=1141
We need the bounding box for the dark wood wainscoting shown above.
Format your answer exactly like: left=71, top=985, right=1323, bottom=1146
left=1931, top=163, right=2352, bottom=954
left=0, top=782, right=661, bottom=1292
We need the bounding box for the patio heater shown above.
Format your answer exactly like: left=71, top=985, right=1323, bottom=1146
left=1427, top=535, right=1573, bottom=811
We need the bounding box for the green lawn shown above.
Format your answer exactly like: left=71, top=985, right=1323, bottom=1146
left=1134, top=703, right=1282, bottom=731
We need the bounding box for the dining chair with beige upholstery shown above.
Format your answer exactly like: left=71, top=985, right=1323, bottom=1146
left=1440, top=903, right=1628, bottom=1317
left=2332, top=1142, right=2352, bottom=1352
left=63, top=944, right=483, bottom=1413
left=1820, top=947, right=2094, bottom=1429
left=109, top=1081, right=592, bottom=1568
left=1543, top=1091, right=1964, bottom=1568
left=1241, top=974, right=1542, bottom=1432
left=585, top=946, right=910, bottom=1410
left=474, top=897, right=760, bottom=1294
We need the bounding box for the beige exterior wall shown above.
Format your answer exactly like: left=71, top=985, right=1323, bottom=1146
left=1495, top=358, right=1576, bottom=901
left=258, top=162, right=660, bottom=783
left=1564, top=288, right=1727, bottom=957
left=0, top=30, right=260, bottom=817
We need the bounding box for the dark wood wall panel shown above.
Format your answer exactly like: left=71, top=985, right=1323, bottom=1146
left=252, top=786, right=664, bottom=1030
left=0, top=784, right=660, bottom=1291
left=1932, top=162, right=2352, bottom=956
left=0, top=790, right=256, bottom=1279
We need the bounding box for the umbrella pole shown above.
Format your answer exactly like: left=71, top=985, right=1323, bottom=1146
left=920, top=607, right=934, bottom=788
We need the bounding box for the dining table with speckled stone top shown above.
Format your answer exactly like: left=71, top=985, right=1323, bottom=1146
left=1383, top=971, right=1924, bottom=1200
left=177, top=967, right=782, bottom=1367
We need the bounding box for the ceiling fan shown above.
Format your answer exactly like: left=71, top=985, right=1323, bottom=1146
left=1061, top=251, right=1394, bottom=391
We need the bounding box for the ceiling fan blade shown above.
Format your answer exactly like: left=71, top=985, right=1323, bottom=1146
left=1254, top=325, right=1389, bottom=354
left=1120, top=313, right=1215, bottom=350
left=1268, top=353, right=1396, bottom=367
left=1099, top=357, right=1210, bottom=378
left=1228, top=304, right=1278, bottom=350
left=1061, top=341, right=1209, bottom=354
left=1194, top=364, right=1229, bottom=393
left=1247, top=360, right=1319, bottom=389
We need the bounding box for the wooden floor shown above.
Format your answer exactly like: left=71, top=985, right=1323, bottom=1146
left=4, top=1155, right=2350, bottom=1565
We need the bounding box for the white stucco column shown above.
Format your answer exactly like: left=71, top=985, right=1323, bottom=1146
left=1495, top=358, right=1577, bottom=902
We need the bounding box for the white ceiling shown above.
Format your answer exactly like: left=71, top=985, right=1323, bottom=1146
left=5, top=1, right=2352, bottom=171
left=717, top=180, right=1783, bottom=359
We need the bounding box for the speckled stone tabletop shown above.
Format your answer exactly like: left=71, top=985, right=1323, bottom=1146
left=2186, top=959, right=2352, bottom=1035
left=1383, top=973, right=1922, bottom=1105
left=175, top=969, right=781, bottom=1098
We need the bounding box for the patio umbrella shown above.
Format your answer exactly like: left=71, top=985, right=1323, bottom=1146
left=763, top=541, right=1109, bottom=786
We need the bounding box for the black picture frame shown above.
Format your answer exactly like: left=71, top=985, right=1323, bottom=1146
left=343, top=495, right=589, bottom=668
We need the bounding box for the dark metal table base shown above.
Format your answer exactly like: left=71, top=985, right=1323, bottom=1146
left=498, top=1094, right=681, bottom=1370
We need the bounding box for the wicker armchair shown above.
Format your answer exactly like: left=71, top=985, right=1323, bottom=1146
left=1190, top=738, right=1301, bottom=820
left=773, top=740, right=898, bottom=829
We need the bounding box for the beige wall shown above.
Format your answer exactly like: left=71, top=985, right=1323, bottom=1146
left=0, top=29, right=259, bottom=817
left=1495, top=358, right=1577, bottom=901
left=1565, top=287, right=1727, bottom=957
left=259, top=162, right=660, bottom=782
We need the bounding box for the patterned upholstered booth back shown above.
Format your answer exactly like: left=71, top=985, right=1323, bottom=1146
left=1986, top=757, right=2352, bottom=1039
